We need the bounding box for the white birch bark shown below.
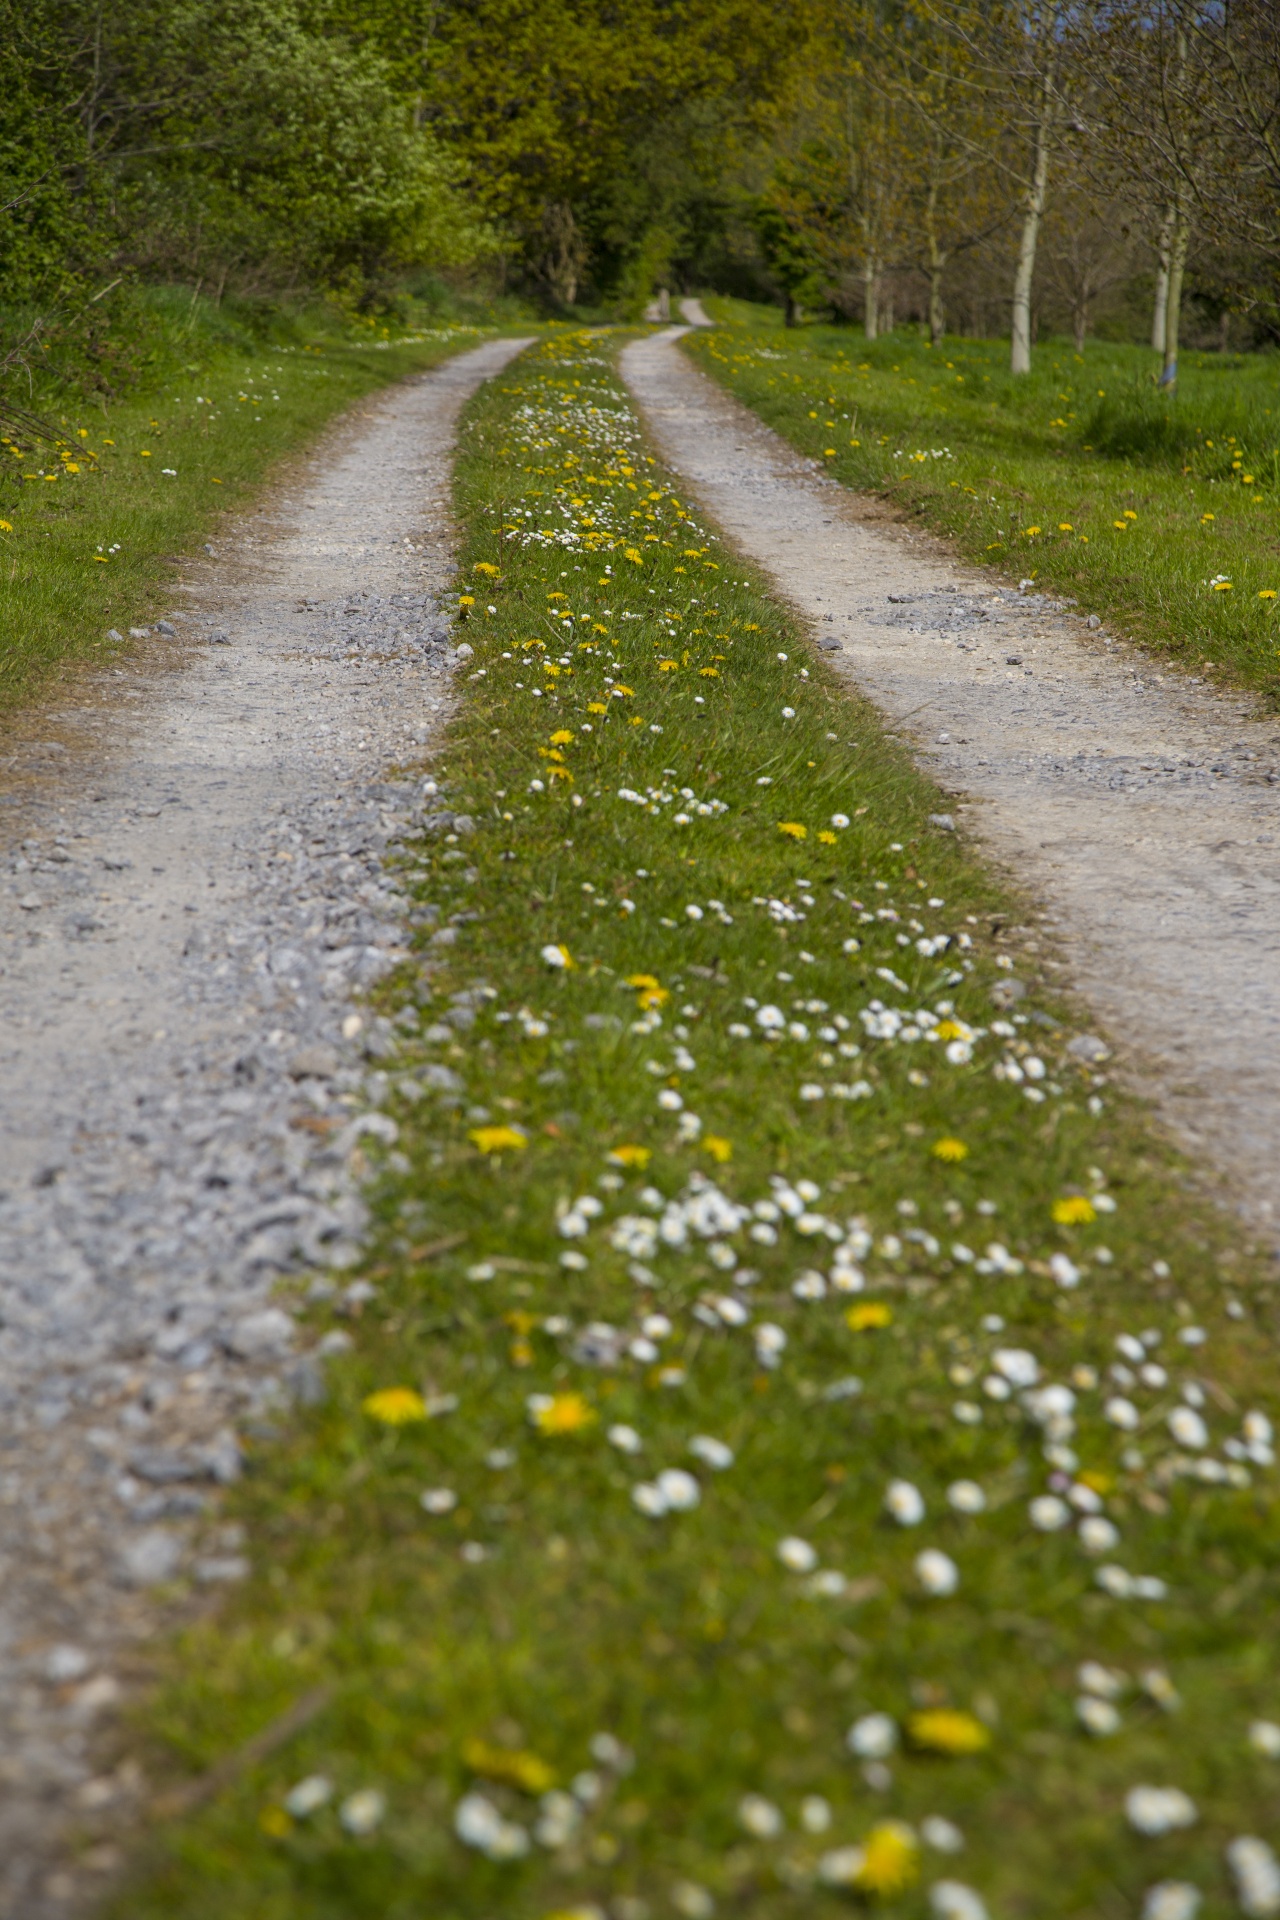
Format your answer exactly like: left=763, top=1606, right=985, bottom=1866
left=1010, top=80, right=1053, bottom=375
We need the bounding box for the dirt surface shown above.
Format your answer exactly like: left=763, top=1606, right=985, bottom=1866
left=0, top=334, right=531, bottom=1916
left=624, top=321, right=1280, bottom=1239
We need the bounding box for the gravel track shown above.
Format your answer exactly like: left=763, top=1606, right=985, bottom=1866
left=623, top=320, right=1280, bottom=1237
left=0, top=334, right=531, bottom=1915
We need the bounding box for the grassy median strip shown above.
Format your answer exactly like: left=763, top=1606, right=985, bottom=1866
left=0, top=305, right=494, bottom=714
left=119, top=328, right=1280, bottom=1920
left=686, top=298, right=1280, bottom=699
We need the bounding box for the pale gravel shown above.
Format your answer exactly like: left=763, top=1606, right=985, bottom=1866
left=623, top=318, right=1280, bottom=1238
left=0, top=334, right=531, bottom=1915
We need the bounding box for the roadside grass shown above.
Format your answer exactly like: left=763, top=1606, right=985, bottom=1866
left=0, top=294, right=507, bottom=714
left=113, top=328, right=1280, bottom=1920
left=686, top=298, right=1280, bottom=698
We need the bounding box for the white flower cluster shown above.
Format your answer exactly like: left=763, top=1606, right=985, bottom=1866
left=618, top=784, right=729, bottom=820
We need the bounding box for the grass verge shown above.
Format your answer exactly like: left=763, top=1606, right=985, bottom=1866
left=114, top=327, right=1280, bottom=1920
left=685, top=298, right=1280, bottom=700
left=0, top=297, right=506, bottom=715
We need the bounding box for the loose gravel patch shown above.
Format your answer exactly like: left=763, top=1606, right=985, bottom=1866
left=623, top=323, right=1280, bottom=1238
left=0, top=334, right=531, bottom=1916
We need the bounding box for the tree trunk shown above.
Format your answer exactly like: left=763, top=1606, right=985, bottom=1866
left=924, top=181, right=946, bottom=347
left=1073, top=300, right=1087, bottom=354
left=785, top=291, right=801, bottom=327
left=1151, top=206, right=1173, bottom=353
left=863, top=259, right=878, bottom=340
left=1010, top=69, right=1054, bottom=376
left=881, top=294, right=894, bottom=334
left=929, top=267, right=945, bottom=346
left=1158, top=205, right=1190, bottom=389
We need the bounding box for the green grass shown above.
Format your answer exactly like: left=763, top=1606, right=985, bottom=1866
left=0, top=293, right=507, bottom=713
left=112, top=328, right=1280, bottom=1920
left=685, top=298, right=1280, bottom=698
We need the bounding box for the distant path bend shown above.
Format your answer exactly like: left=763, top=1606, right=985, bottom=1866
left=621, top=326, right=1280, bottom=1238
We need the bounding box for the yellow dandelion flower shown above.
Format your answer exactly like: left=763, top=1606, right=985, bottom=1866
left=932, top=1137, right=969, bottom=1162
left=1113, top=520, right=1128, bottom=531
left=0, top=519, right=13, bottom=532
left=934, top=1019, right=971, bottom=1042
left=534, top=1392, right=596, bottom=1436
left=698, top=666, right=719, bottom=677
left=908, top=1709, right=991, bottom=1755
left=1260, top=590, right=1277, bottom=600
left=1052, top=1195, right=1096, bottom=1225
left=855, top=1822, right=919, bottom=1895
left=473, top=562, right=499, bottom=576
left=463, top=1738, right=556, bottom=1794
left=1024, top=525, right=1041, bottom=537
left=778, top=822, right=807, bottom=840
left=469, top=1124, right=529, bottom=1154
left=549, top=728, right=573, bottom=744
left=363, top=1387, right=428, bottom=1425
left=1201, top=512, right=1215, bottom=523
left=847, top=1302, right=892, bottom=1331
left=608, top=1144, right=652, bottom=1168
left=587, top=701, right=608, bottom=714
left=1123, top=509, right=1138, bottom=519
left=1058, top=522, right=1073, bottom=532
left=459, top=594, right=476, bottom=607
left=624, top=547, right=643, bottom=564
left=1212, top=580, right=1233, bottom=591
left=817, top=829, right=837, bottom=845
left=260, top=1805, right=292, bottom=1839
left=703, top=1135, right=732, bottom=1163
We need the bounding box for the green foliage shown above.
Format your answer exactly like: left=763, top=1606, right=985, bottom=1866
left=417, top=0, right=806, bottom=304
left=0, top=0, right=492, bottom=404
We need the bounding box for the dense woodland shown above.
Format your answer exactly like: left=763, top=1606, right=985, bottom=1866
left=3, top=0, right=1280, bottom=392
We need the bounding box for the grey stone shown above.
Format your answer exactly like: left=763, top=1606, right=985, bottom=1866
left=118, top=1527, right=183, bottom=1586
left=193, top=1555, right=250, bottom=1583
left=288, top=1045, right=339, bottom=1079
left=129, top=1450, right=208, bottom=1485
left=1066, top=1033, right=1111, bottom=1063
left=928, top=814, right=955, bottom=832
left=224, top=1308, right=295, bottom=1359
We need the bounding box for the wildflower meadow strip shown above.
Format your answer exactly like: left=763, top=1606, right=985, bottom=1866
left=123, top=331, right=1280, bottom=1920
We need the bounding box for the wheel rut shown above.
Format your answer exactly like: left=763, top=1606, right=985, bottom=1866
left=0, top=334, right=531, bottom=1916
left=622, top=319, right=1280, bottom=1239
